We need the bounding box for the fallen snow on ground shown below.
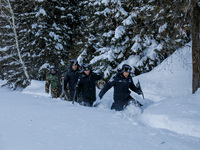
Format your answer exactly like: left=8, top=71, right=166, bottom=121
left=1, top=42, right=200, bottom=150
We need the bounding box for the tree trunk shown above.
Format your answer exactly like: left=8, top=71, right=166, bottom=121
left=192, top=0, right=200, bottom=93
left=7, top=0, right=30, bottom=82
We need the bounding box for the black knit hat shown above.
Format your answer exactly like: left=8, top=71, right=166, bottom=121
left=70, top=59, right=78, bottom=66
left=82, top=63, right=91, bottom=71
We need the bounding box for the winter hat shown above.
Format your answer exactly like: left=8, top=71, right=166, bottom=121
left=82, top=63, right=91, bottom=71
left=50, top=65, right=57, bottom=74
left=50, top=65, right=56, bottom=71
left=121, top=64, right=132, bottom=73
left=70, top=59, right=78, bottom=66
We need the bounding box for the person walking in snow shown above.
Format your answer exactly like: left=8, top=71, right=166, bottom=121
left=62, top=59, right=80, bottom=101
left=45, top=65, right=61, bottom=98
left=99, top=64, right=142, bottom=111
left=75, top=63, right=104, bottom=106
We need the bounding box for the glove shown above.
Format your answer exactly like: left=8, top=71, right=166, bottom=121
left=75, top=86, right=79, bottom=91
left=137, top=87, right=142, bottom=95
left=99, top=93, right=103, bottom=100
left=99, top=96, right=102, bottom=99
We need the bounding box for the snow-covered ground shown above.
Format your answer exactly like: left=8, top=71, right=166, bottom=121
left=1, top=42, right=200, bottom=150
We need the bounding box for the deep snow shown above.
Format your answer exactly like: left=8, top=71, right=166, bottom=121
left=0, top=42, right=200, bottom=150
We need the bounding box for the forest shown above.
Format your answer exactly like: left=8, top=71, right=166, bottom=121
left=0, top=0, right=199, bottom=90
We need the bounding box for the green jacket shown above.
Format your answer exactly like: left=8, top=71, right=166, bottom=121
left=45, top=73, right=60, bottom=97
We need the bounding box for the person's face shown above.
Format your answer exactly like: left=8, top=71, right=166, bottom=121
left=84, top=70, right=90, bottom=75
left=51, top=70, right=56, bottom=74
left=72, top=65, right=77, bottom=70
left=123, top=72, right=129, bottom=78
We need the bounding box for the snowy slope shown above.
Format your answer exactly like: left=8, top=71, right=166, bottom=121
left=1, top=42, right=200, bottom=150
left=0, top=83, right=200, bottom=150
left=133, top=42, right=200, bottom=138
left=135, top=42, right=192, bottom=101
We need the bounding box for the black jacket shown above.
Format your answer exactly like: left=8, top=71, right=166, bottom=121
left=64, top=64, right=80, bottom=100
left=77, top=71, right=104, bottom=105
left=64, top=64, right=80, bottom=91
left=99, top=72, right=139, bottom=103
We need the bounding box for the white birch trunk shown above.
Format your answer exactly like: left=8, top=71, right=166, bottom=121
left=5, top=0, right=30, bottom=81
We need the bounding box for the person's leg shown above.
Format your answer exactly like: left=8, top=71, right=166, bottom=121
left=111, top=102, right=125, bottom=111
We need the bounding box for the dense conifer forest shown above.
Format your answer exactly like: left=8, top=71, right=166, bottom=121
left=0, top=0, right=196, bottom=89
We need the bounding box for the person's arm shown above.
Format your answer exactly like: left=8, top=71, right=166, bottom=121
left=130, top=79, right=142, bottom=95
left=99, top=77, right=115, bottom=99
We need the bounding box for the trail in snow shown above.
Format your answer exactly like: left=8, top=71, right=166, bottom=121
left=0, top=84, right=200, bottom=150
left=1, top=42, right=200, bottom=150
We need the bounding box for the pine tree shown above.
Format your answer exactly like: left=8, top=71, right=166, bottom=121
left=78, top=0, right=142, bottom=78
left=1, top=0, right=83, bottom=87
left=138, top=0, right=190, bottom=64
left=28, top=0, right=72, bottom=79
left=67, top=0, right=84, bottom=60
left=0, top=0, right=194, bottom=89
left=77, top=0, right=126, bottom=77
left=79, top=0, right=191, bottom=79
left=76, top=0, right=104, bottom=65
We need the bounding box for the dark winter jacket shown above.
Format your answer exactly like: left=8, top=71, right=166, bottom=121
left=99, top=72, right=140, bottom=110
left=77, top=71, right=104, bottom=106
left=64, top=64, right=80, bottom=100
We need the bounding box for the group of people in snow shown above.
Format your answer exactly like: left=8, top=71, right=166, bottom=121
left=45, top=59, right=142, bottom=111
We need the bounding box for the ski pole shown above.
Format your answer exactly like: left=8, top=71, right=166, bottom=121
left=137, top=79, right=144, bottom=99
left=72, top=78, right=80, bottom=104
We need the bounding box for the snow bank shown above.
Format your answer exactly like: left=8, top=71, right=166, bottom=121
left=134, top=42, right=192, bottom=102
left=141, top=89, right=200, bottom=138
left=22, top=80, right=49, bottom=97
left=133, top=42, right=200, bottom=138
left=1, top=86, right=199, bottom=150
left=1, top=41, right=200, bottom=150
left=0, top=80, right=7, bottom=86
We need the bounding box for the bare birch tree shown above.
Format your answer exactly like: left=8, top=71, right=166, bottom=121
left=0, top=0, right=30, bottom=84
